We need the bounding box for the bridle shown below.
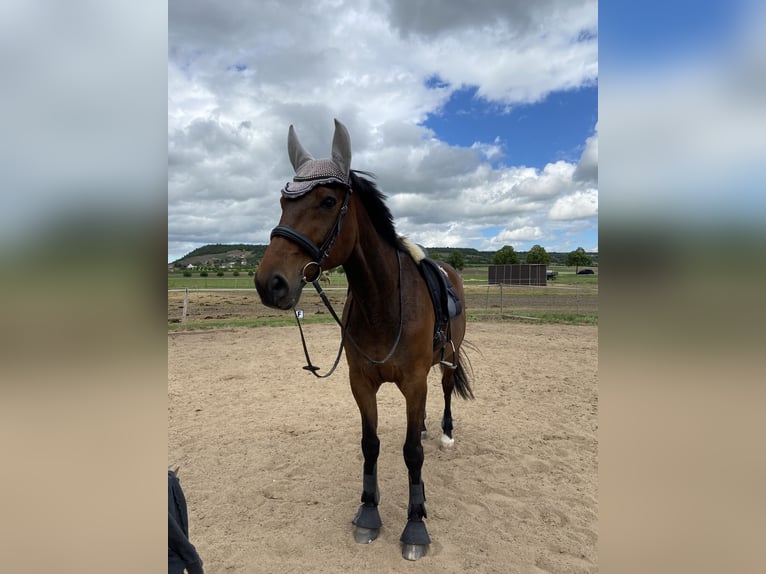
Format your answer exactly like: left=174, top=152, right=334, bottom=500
left=268, top=186, right=404, bottom=378
left=270, top=186, right=353, bottom=285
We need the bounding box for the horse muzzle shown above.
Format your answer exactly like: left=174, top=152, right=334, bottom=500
left=254, top=269, right=303, bottom=310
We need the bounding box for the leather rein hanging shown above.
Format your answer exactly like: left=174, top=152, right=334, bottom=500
left=269, top=187, right=404, bottom=378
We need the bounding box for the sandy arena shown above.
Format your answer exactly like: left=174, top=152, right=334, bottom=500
left=168, top=321, right=597, bottom=573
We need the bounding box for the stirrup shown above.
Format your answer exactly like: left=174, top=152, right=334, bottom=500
left=439, top=339, right=457, bottom=369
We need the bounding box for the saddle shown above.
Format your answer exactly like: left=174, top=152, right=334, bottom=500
left=417, top=258, right=462, bottom=350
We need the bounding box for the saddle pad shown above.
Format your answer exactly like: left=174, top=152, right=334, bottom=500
left=417, top=257, right=462, bottom=348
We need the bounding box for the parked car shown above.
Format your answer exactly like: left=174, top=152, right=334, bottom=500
left=577, top=269, right=595, bottom=275
left=546, top=270, right=558, bottom=279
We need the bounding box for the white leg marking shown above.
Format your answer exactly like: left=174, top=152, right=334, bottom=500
left=440, top=434, right=455, bottom=448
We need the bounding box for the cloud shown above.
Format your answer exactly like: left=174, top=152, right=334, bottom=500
left=387, top=0, right=596, bottom=40
left=167, top=0, right=598, bottom=260
left=494, top=225, right=545, bottom=243
left=549, top=189, right=598, bottom=220
left=387, top=0, right=598, bottom=102
left=573, top=125, right=598, bottom=184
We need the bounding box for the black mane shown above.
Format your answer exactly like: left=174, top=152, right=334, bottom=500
left=349, top=170, right=406, bottom=252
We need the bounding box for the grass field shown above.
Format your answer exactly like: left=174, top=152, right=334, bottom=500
left=168, top=265, right=597, bottom=290
left=168, top=270, right=598, bottom=330
left=168, top=275, right=261, bottom=290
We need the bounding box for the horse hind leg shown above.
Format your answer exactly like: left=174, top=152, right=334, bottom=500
left=440, top=365, right=456, bottom=448
left=439, top=345, right=474, bottom=447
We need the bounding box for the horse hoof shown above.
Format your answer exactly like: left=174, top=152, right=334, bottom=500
left=353, top=526, right=379, bottom=544
left=440, top=434, right=454, bottom=448
left=402, top=543, right=428, bottom=561
left=421, top=430, right=428, bottom=440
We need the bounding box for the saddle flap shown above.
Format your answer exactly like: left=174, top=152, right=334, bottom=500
left=417, top=258, right=462, bottom=348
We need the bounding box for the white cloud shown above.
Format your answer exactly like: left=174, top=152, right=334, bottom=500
left=167, top=0, right=598, bottom=260
left=548, top=189, right=598, bottom=220
left=494, top=226, right=545, bottom=244
left=514, top=161, right=577, bottom=199
left=573, top=125, right=598, bottom=184
left=388, top=0, right=598, bottom=103
left=402, top=222, right=480, bottom=249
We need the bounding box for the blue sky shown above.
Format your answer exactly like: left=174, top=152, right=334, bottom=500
left=424, top=84, right=598, bottom=168
left=168, top=0, right=599, bottom=262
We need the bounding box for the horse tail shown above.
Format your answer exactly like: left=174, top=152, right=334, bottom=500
left=452, top=344, right=475, bottom=400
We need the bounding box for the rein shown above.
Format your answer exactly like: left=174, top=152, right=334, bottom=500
left=269, top=189, right=404, bottom=377
left=293, top=250, right=404, bottom=378
left=345, top=250, right=404, bottom=366
left=293, top=281, right=349, bottom=378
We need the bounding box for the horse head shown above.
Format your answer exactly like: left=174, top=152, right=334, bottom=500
left=255, top=119, right=357, bottom=309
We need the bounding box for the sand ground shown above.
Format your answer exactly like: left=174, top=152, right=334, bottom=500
left=168, top=321, right=597, bottom=573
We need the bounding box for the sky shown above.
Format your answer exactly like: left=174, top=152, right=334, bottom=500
left=167, top=0, right=599, bottom=262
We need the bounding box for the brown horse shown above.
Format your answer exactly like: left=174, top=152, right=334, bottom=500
left=255, top=119, right=473, bottom=561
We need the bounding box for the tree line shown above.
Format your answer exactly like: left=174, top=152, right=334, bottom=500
left=442, top=245, right=594, bottom=272
left=174, top=243, right=596, bottom=273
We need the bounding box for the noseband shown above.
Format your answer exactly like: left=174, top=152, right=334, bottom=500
left=270, top=187, right=352, bottom=283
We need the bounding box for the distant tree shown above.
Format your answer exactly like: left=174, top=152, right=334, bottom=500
left=447, top=251, right=465, bottom=270
left=525, top=244, right=551, bottom=265
left=566, top=247, right=593, bottom=273
left=493, top=245, right=519, bottom=265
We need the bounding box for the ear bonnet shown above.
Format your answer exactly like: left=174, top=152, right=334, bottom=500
left=282, top=119, right=352, bottom=198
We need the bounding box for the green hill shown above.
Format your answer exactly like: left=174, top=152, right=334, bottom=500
left=171, top=244, right=267, bottom=268
left=171, top=243, right=597, bottom=268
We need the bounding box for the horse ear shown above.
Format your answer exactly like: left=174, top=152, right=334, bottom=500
left=331, top=119, right=352, bottom=179
left=287, top=124, right=314, bottom=172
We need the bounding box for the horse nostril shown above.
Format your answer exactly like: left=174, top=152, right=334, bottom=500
left=269, top=273, right=288, bottom=299
left=255, top=270, right=294, bottom=309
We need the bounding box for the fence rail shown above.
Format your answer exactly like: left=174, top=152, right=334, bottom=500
left=168, top=283, right=597, bottom=326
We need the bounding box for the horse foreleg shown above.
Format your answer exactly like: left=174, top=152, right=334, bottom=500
left=350, top=378, right=381, bottom=543
left=400, top=380, right=430, bottom=560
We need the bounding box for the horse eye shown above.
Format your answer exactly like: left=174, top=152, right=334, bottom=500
left=320, top=196, right=337, bottom=209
